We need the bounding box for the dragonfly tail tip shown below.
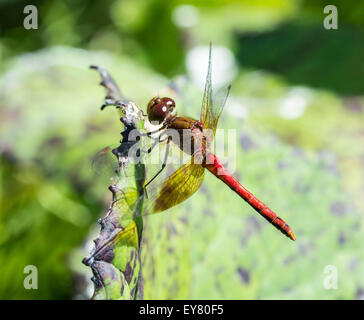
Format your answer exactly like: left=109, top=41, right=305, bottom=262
left=288, top=230, right=296, bottom=241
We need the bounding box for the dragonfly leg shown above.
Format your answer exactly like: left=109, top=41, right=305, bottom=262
left=140, top=124, right=166, bottom=137
left=144, top=136, right=171, bottom=193
left=142, top=135, right=169, bottom=154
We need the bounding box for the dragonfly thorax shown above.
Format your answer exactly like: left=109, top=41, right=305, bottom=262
left=147, top=97, right=176, bottom=124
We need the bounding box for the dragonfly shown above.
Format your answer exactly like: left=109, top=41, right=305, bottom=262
left=96, top=45, right=296, bottom=241
left=129, top=45, right=295, bottom=241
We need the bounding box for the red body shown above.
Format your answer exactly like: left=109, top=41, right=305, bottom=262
left=161, top=114, right=295, bottom=240
left=203, top=152, right=295, bottom=240
left=161, top=114, right=296, bottom=241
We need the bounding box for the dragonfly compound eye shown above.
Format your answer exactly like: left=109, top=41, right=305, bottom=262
left=147, top=97, right=175, bottom=123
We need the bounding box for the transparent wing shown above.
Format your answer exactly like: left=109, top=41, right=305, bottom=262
left=148, top=157, right=205, bottom=213
left=200, top=44, right=231, bottom=136
left=200, top=44, right=213, bottom=130
left=209, top=84, right=231, bottom=135
left=133, top=154, right=205, bottom=217
left=91, top=145, right=118, bottom=177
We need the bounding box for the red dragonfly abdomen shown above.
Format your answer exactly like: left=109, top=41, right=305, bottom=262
left=203, top=153, right=296, bottom=241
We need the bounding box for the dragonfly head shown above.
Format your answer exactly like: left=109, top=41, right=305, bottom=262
left=147, top=97, right=176, bottom=124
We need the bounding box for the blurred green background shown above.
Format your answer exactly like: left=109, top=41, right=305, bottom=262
left=1, top=0, right=364, bottom=299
